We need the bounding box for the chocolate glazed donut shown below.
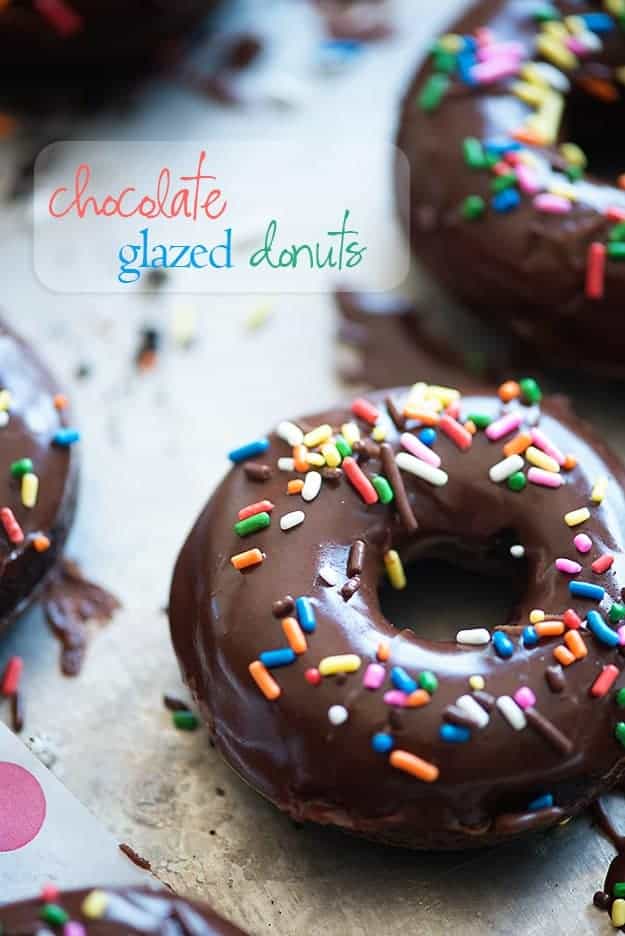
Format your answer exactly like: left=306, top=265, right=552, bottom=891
left=396, top=0, right=625, bottom=377
left=0, top=320, right=78, bottom=629
left=0, top=887, right=245, bottom=935
left=170, top=380, right=625, bottom=849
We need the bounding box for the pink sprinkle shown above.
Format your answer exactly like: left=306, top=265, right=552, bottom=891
left=363, top=663, right=386, bottom=690
left=574, top=533, right=592, bottom=554
left=528, top=467, right=564, bottom=488
left=492, top=160, right=511, bottom=176
left=513, top=687, right=536, bottom=710
left=530, top=428, right=565, bottom=466
left=592, top=554, right=614, bottom=574
left=400, top=432, right=441, bottom=467
left=472, top=58, right=521, bottom=84
left=516, top=164, right=541, bottom=195
left=534, top=193, right=572, bottom=215
left=505, top=151, right=522, bottom=166
left=485, top=412, right=523, bottom=442
left=477, top=41, right=525, bottom=61
left=607, top=206, right=625, bottom=222
left=445, top=401, right=461, bottom=420
left=556, top=558, right=582, bottom=575
left=384, top=690, right=407, bottom=707
left=566, top=36, right=591, bottom=56
left=475, top=27, right=494, bottom=46
left=618, top=625, right=625, bottom=646
left=64, top=925, right=87, bottom=936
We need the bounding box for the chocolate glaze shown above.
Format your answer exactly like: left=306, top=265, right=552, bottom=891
left=0, top=887, right=245, bottom=935
left=171, top=385, right=625, bottom=849
left=0, top=321, right=77, bottom=630
left=396, top=0, right=625, bottom=376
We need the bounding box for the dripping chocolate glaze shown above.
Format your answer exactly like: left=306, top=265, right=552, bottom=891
left=396, top=0, right=625, bottom=377
left=170, top=387, right=625, bottom=849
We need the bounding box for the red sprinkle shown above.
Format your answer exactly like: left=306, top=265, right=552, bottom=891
left=342, top=457, right=378, bottom=505
left=563, top=608, right=583, bottom=630
left=445, top=401, right=461, bottom=420
left=34, top=0, right=83, bottom=36
left=351, top=397, right=379, bottom=426
left=41, top=884, right=60, bottom=902
left=1, top=507, right=24, bottom=545
left=590, top=664, right=620, bottom=698
left=585, top=242, right=606, bottom=300
left=607, top=206, right=625, bottom=222
left=1, top=656, right=23, bottom=696
left=439, top=414, right=472, bottom=451
left=305, top=668, right=321, bottom=686
left=592, top=554, right=614, bottom=574
left=237, top=499, right=274, bottom=521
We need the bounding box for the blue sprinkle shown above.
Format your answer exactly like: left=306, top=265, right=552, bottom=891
left=228, top=438, right=269, bottom=464
left=457, top=49, right=476, bottom=85
left=418, top=428, right=437, bottom=447
left=528, top=793, right=554, bottom=811
left=484, top=138, right=522, bottom=156
left=522, top=626, right=538, bottom=648
left=493, top=631, right=515, bottom=659
left=259, top=648, right=297, bottom=668
left=295, top=596, right=316, bottom=633
left=492, top=188, right=521, bottom=213
left=53, top=428, right=80, bottom=447
left=440, top=723, right=471, bottom=743
left=371, top=732, right=394, bottom=754
left=580, top=12, right=615, bottom=32
left=569, top=581, right=605, bottom=602
left=587, top=609, right=619, bottom=647
left=391, top=666, right=418, bottom=694
left=462, top=35, right=477, bottom=51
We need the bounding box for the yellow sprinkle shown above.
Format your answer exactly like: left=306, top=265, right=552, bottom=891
left=526, top=446, right=560, bottom=473
left=565, top=507, right=590, bottom=527
left=530, top=609, right=545, bottom=625
left=371, top=425, right=386, bottom=443
left=384, top=549, right=406, bottom=590
left=591, top=477, right=608, bottom=505
left=605, top=0, right=625, bottom=16
left=0, top=390, right=12, bottom=412
left=306, top=452, right=325, bottom=467
left=469, top=675, right=485, bottom=691
left=564, top=15, right=585, bottom=34
left=245, top=302, right=272, bottom=331
left=171, top=303, right=198, bottom=347
left=82, top=891, right=109, bottom=920
left=408, top=381, right=428, bottom=401
left=21, top=473, right=39, bottom=509
left=303, top=424, right=332, bottom=448
left=513, top=80, right=548, bottom=106
left=536, top=34, right=578, bottom=71
left=549, top=182, right=577, bottom=201
left=559, top=141, right=587, bottom=168
left=543, top=20, right=568, bottom=39
left=321, top=443, right=341, bottom=468
left=318, top=654, right=361, bottom=676
left=341, top=422, right=360, bottom=447
left=532, top=90, right=564, bottom=145
left=612, top=899, right=625, bottom=928
left=439, top=33, right=464, bottom=53
left=425, top=385, right=460, bottom=407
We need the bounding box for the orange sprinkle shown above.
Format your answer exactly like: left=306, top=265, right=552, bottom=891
left=293, top=444, right=309, bottom=473
left=248, top=660, right=281, bottom=700
left=287, top=479, right=304, bottom=495
left=513, top=126, right=546, bottom=147
left=231, top=548, right=264, bottom=571
left=619, top=175, right=625, bottom=192
left=0, top=112, right=16, bottom=140
left=498, top=380, right=520, bottom=403
left=503, top=432, right=532, bottom=457
left=553, top=645, right=576, bottom=667
left=402, top=406, right=440, bottom=426
left=464, top=420, right=477, bottom=435
left=564, top=630, right=588, bottom=660
left=535, top=620, right=565, bottom=638
left=282, top=616, right=307, bottom=655
left=53, top=393, right=69, bottom=411
left=32, top=534, right=51, bottom=553
left=406, top=689, right=431, bottom=708
left=577, top=76, right=619, bottom=103
left=562, top=454, right=577, bottom=471
left=390, top=749, right=439, bottom=783
left=376, top=641, right=390, bottom=662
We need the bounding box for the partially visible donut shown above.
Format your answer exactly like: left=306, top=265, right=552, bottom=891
left=171, top=377, right=625, bottom=849
left=0, top=320, right=78, bottom=630
left=0, top=886, right=245, bottom=935
left=396, top=0, right=625, bottom=376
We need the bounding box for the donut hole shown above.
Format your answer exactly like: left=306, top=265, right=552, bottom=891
left=562, top=86, right=625, bottom=180
left=378, top=532, right=527, bottom=642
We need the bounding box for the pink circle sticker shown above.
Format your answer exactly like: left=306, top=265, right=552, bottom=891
left=0, top=762, right=46, bottom=852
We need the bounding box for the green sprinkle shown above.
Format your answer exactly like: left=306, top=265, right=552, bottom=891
left=609, top=223, right=625, bottom=242
left=419, top=671, right=438, bottom=694
left=565, top=165, right=584, bottom=182
left=519, top=377, right=542, bottom=404
left=463, top=137, right=486, bottom=169
left=234, top=512, right=271, bottom=537
left=532, top=4, right=561, bottom=21
left=491, top=174, right=517, bottom=193
left=372, top=475, right=394, bottom=504
left=608, top=242, right=625, bottom=261
left=335, top=435, right=352, bottom=459
left=10, top=458, right=33, bottom=478
left=40, top=905, right=69, bottom=926
left=616, top=687, right=625, bottom=708
left=418, top=74, right=449, bottom=112
left=173, top=710, right=199, bottom=731
left=466, top=413, right=492, bottom=429
left=508, top=472, right=527, bottom=492
left=614, top=883, right=625, bottom=898
left=616, top=722, right=625, bottom=747
left=610, top=603, right=625, bottom=624
left=433, top=49, right=457, bottom=74
left=461, top=195, right=486, bottom=220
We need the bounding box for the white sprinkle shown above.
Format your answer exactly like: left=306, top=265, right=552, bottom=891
left=395, top=451, right=448, bottom=487
left=318, top=565, right=339, bottom=586
left=277, top=457, right=295, bottom=472
left=496, top=695, right=527, bottom=731
left=528, top=62, right=570, bottom=92
left=328, top=704, right=349, bottom=726
left=280, top=510, right=305, bottom=531
left=456, top=628, right=491, bottom=646
left=489, top=454, right=524, bottom=483
left=526, top=405, right=541, bottom=427
left=302, top=470, right=322, bottom=502
left=277, top=420, right=303, bottom=447
left=456, top=694, right=490, bottom=728
left=510, top=544, right=525, bottom=559
left=0, top=411, right=9, bottom=428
